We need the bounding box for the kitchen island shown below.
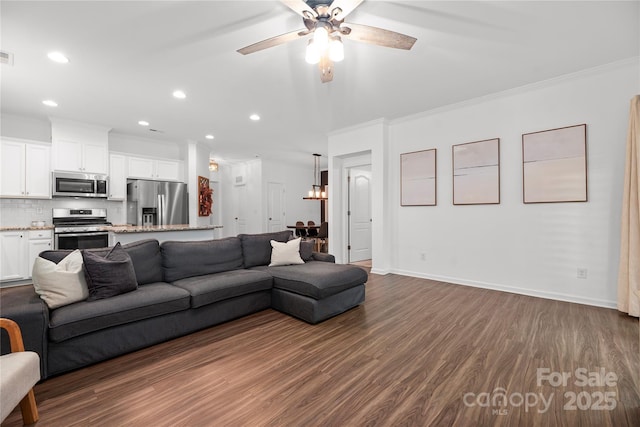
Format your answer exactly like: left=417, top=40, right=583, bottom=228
left=108, top=224, right=223, bottom=246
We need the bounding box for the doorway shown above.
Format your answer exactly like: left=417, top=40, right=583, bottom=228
left=348, top=166, right=372, bottom=263
left=267, top=182, right=285, bottom=232
left=233, top=184, right=248, bottom=235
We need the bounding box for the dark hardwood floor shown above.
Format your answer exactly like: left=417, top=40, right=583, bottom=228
left=3, top=272, right=639, bottom=426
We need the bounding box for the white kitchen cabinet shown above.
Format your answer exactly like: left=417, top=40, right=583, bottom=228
left=50, top=118, right=110, bottom=174
left=0, top=231, right=27, bottom=281
left=128, top=156, right=182, bottom=181
left=0, top=139, right=51, bottom=198
left=52, top=139, right=108, bottom=174
left=128, top=156, right=154, bottom=179
left=155, top=159, right=180, bottom=181
left=108, top=154, right=127, bottom=200
left=27, top=229, right=53, bottom=278
left=83, top=142, right=108, bottom=174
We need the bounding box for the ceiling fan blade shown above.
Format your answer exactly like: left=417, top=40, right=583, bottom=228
left=237, top=29, right=307, bottom=55
left=329, top=0, right=364, bottom=21
left=281, top=0, right=317, bottom=19
left=318, top=55, right=334, bottom=83
left=342, top=22, right=417, bottom=50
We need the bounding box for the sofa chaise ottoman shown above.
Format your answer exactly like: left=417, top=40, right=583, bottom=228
left=0, top=230, right=368, bottom=379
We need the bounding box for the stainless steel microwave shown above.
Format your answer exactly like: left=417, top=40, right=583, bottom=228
left=52, top=172, right=108, bottom=198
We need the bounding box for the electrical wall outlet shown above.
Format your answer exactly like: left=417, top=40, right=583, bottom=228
left=577, top=268, right=588, bottom=279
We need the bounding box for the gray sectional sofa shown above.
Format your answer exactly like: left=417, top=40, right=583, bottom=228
left=0, top=231, right=367, bottom=379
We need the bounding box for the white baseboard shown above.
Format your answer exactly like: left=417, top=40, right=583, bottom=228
left=389, top=268, right=618, bottom=310
left=370, top=268, right=390, bottom=276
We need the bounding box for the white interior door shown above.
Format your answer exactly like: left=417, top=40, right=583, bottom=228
left=233, top=185, right=248, bottom=234
left=267, top=182, right=285, bottom=232
left=349, top=167, right=372, bottom=262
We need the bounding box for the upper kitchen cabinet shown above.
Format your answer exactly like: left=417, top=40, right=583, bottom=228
left=128, top=156, right=182, bottom=181
left=50, top=118, right=110, bottom=174
left=53, top=139, right=107, bottom=173
left=108, top=154, right=126, bottom=200
left=0, top=138, right=51, bottom=199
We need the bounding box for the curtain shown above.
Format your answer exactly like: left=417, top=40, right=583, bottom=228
left=618, top=95, right=640, bottom=317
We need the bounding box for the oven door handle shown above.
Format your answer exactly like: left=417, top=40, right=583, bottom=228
left=55, top=232, right=109, bottom=237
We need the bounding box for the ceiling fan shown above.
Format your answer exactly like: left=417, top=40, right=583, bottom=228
left=237, top=0, right=417, bottom=83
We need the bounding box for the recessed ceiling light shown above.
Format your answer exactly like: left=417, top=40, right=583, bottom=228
left=47, top=51, right=69, bottom=64
left=42, top=99, right=58, bottom=107
left=205, top=134, right=214, bottom=140
left=138, top=120, right=149, bottom=126
left=249, top=114, right=260, bottom=121
left=172, top=90, right=186, bottom=99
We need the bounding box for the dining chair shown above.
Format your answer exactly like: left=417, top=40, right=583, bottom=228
left=295, top=221, right=307, bottom=238
left=0, top=318, right=40, bottom=425
left=307, top=221, right=318, bottom=238
left=316, top=221, right=328, bottom=252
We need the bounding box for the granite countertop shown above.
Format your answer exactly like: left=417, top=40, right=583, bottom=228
left=0, top=225, right=222, bottom=233
left=107, top=224, right=223, bottom=234
left=0, top=225, right=54, bottom=231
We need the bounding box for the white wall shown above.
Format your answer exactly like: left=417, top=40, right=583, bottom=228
left=0, top=114, right=50, bottom=142
left=328, top=119, right=391, bottom=273
left=261, top=159, right=321, bottom=230
left=109, top=133, right=183, bottom=160
left=385, top=58, right=639, bottom=308
left=219, top=160, right=264, bottom=236
left=50, top=117, right=110, bottom=146
left=327, top=58, right=638, bottom=307
left=186, top=141, right=213, bottom=227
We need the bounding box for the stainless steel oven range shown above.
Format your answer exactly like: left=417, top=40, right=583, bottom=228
left=53, top=208, right=111, bottom=250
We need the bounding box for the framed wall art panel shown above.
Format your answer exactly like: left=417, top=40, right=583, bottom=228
left=401, top=149, right=437, bottom=206
left=522, top=124, right=587, bottom=203
left=452, top=138, right=500, bottom=205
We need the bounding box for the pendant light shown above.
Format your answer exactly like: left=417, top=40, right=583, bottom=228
left=303, top=153, right=328, bottom=200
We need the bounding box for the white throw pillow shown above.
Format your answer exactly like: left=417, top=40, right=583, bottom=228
left=269, top=238, right=305, bottom=267
left=32, top=249, right=89, bottom=309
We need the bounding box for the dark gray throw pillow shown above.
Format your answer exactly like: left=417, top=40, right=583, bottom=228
left=82, top=242, right=138, bottom=301
left=299, top=239, right=314, bottom=261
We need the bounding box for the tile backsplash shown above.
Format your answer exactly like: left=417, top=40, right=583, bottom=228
left=0, top=198, right=127, bottom=227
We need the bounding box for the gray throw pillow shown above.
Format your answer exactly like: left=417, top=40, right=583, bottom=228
left=238, top=231, right=293, bottom=268
left=299, top=240, right=314, bottom=261
left=82, top=242, right=138, bottom=301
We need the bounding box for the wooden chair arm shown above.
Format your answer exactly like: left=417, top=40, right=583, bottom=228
left=0, top=318, right=26, bottom=353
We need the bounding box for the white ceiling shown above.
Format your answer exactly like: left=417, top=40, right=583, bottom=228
left=1, top=1, right=638, bottom=165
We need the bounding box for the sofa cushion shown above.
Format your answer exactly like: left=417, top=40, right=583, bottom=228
left=253, top=261, right=368, bottom=300
left=171, top=269, right=273, bottom=308
left=118, top=239, right=163, bottom=285
left=238, top=231, right=293, bottom=268
left=48, top=283, right=191, bottom=343
left=82, top=243, right=138, bottom=301
left=31, top=249, right=89, bottom=309
left=161, top=237, right=243, bottom=282
left=39, top=239, right=163, bottom=286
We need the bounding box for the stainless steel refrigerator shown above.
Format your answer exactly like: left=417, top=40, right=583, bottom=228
left=126, top=180, right=189, bottom=226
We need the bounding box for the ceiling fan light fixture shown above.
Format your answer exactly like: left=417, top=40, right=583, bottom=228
left=313, top=25, right=329, bottom=51
left=329, top=36, right=344, bottom=62
left=305, top=39, right=320, bottom=64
